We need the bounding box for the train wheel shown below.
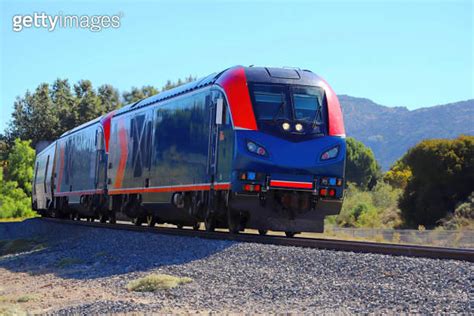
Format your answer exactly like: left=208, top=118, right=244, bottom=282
left=132, top=217, right=143, bottom=226
left=109, top=212, right=116, bottom=224
left=99, top=214, right=108, bottom=223
left=204, top=213, right=216, bottom=232
left=285, top=231, right=296, bottom=238
left=258, top=229, right=268, bottom=236
left=227, top=208, right=241, bottom=234
left=146, top=216, right=156, bottom=227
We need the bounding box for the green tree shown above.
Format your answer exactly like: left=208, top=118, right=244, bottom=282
left=98, top=84, right=122, bottom=112
left=123, top=85, right=159, bottom=104
left=7, top=84, right=60, bottom=147
left=161, top=76, right=195, bottom=92
left=399, top=135, right=474, bottom=227
left=345, top=137, right=380, bottom=188
left=52, top=79, right=77, bottom=132
left=0, top=166, right=35, bottom=219
left=74, top=80, right=102, bottom=123
left=384, top=159, right=412, bottom=189
left=5, top=139, right=35, bottom=195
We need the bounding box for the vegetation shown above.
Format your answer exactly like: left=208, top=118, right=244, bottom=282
left=326, top=182, right=402, bottom=228
left=398, top=135, right=473, bottom=228
left=56, top=257, right=84, bottom=268
left=127, top=274, right=193, bottom=292
left=345, top=137, right=380, bottom=189
left=0, top=139, right=36, bottom=219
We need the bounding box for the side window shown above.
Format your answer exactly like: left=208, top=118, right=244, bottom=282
left=144, top=120, right=152, bottom=169
left=224, top=101, right=232, bottom=126
left=96, top=128, right=104, bottom=151
left=213, top=91, right=232, bottom=127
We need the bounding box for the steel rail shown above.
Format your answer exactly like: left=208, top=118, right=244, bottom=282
left=40, top=218, right=474, bottom=262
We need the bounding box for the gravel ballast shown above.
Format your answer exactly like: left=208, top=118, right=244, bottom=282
left=0, top=219, right=472, bottom=314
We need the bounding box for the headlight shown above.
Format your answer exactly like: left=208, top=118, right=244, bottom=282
left=295, top=123, right=303, bottom=132
left=246, top=140, right=268, bottom=157
left=321, top=146, right=339, bottom=160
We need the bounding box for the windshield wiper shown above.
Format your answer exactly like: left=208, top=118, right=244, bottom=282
left=272, top=101, right=286, bottom=124
left=311, top=107, right=323, bottom=129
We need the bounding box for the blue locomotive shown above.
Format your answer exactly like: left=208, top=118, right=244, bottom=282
left=32, top=66, right=346, bottom=236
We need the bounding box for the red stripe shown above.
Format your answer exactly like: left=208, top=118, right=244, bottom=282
left=114, top=119, right=128, bottom=188
left=55, top=189, right=104, bottom=197
left=319, top=77, right=345, bottom=137
left=109, top=183, right=231, bottom=195
left=270, top=180, right=313, bottom=189
left=213, top=183, right=231, bottom=190
left=100, top=111, right=115, bottom=153
left=216, top=67, right=257, bottom=130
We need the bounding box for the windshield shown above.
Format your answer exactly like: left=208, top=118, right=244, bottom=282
left=292, top=86, right=324, bottom=123
left=250, top=84, right=326, bottom=136
left=252, top=85, right=290, bottom=120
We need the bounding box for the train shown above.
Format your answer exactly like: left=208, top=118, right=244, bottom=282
left=32, top=66, right=346, bottom=236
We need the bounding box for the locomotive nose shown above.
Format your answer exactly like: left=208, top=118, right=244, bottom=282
left=234, top=130, right=346, bottom=174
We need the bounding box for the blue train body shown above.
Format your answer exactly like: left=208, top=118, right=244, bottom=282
left=32, top=66, right=346, bottom=235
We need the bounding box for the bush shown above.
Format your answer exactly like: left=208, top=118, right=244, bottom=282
left=399, top=135, right=474, bottom=227
left=0, top=139, right=36, bottom=219
left=0, top=170, right=35, bottom=219
left=441, top=192, right=474, bottom=230
left=335, top=182, right=402, bottom=228
left=127, top=274, right=193, bottom=292
left=383, top=159, right=412, bottom=189
left=345, top=138, right=381, bottom=189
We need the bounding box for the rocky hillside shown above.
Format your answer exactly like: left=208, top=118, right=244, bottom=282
left=339, top=96, right=474, bottom=169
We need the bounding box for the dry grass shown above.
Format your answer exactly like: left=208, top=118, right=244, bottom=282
left=56, top=257, right=84, bottom=268
left=0, top=305, right=26, bottom=316
left=0, top=294, right=35, bottom=303
left=127, top=274, right=193, bottom=292
left=0, top=216, right=38, bottom=223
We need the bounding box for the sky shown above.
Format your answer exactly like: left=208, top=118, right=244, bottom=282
left=0, top=0, right=472, bottom=132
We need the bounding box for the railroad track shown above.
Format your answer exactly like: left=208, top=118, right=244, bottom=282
left=41, top=218, right=474, bottom=262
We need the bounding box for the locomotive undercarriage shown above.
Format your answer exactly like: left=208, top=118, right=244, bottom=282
left=43, top=187, right=339, bottom=237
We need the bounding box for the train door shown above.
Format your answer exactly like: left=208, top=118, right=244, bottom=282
left=130, top=110, right=153, bottom=189
left=208, top=96, right=222, bottom=185
left=95, top=126, right=107, bottom=190
left=215, top=94, right=234, bottom=184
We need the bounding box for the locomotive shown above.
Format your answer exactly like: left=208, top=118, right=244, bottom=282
left=32, top=66, right=346, bottom=236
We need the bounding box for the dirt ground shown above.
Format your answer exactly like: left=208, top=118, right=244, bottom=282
left=0, top=269, right=139, bottom=314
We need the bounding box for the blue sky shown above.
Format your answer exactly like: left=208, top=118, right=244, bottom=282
left=1, top=0, right=472, bottom=132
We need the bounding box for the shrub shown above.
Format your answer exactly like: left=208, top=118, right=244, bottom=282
left=345, top=138, right=381, bottom=189
left=335, top=182, right=402, bottom=228
left=127, top=274, right=193, bottom=292
left=399, top=135, right=474, bottom=227
left=441, top=192, right=474, bottom=230
left=0, top=172, right=35, bottom=219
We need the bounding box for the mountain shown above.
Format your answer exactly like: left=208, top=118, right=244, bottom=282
left=339, top=96, right=474, bottom=170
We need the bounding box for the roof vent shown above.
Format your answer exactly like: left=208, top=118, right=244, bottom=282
left=265, top=67, right=300, bottom=79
